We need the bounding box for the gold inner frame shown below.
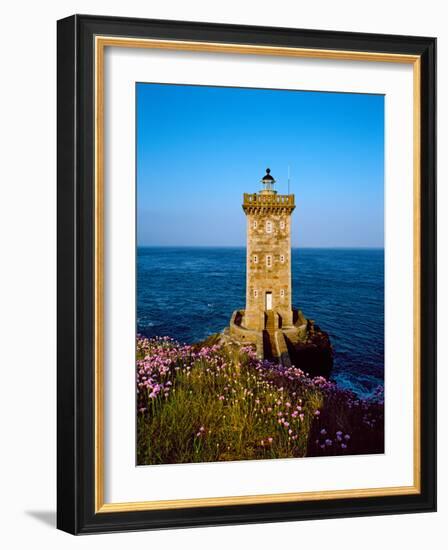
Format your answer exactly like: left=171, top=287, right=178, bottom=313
left=94, top=36, right=421, bottom=513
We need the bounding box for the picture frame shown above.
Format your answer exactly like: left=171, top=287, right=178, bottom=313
left=57, top=14, right=436, bottom=534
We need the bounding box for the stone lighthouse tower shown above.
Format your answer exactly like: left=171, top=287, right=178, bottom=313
left=225, top=167, right=332, bottom=372
left=243, top=168, right=295, bottom=331
left=227, top=168, right=307, bottom=364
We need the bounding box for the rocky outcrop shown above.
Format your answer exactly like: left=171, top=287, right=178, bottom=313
left=285, top=321, right=333, bottom=379
left=195, top=313, right=333, bottom=379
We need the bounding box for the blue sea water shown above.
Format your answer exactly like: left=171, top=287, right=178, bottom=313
left=137, top=247, right=384, bottom=397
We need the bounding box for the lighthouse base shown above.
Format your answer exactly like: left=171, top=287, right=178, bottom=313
left=223, top=308, right=333, bottom=378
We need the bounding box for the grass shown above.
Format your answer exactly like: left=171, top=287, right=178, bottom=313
left=137, top=336, right=384, bottom=465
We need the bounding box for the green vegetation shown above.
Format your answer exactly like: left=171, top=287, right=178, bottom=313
left=137, top=336, right=384, bottom=465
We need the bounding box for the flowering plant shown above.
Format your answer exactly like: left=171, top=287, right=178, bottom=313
left=137, top=336, right=384, bottom=464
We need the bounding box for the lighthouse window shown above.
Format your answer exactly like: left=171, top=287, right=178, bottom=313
left=253, top=289, right=258, bottom=298
left=280, top=220, right=285, bottom=229
left=253, top=255, right=258, bottom=264
left=280, top=254, right=285, bottom=263
left=266, top=220, right=272, bottom=233
left=266, top=255, right=272, bottom=267
left=253, top=220, right=258, bottom=229
left=280, top=289, right=285, bottom=298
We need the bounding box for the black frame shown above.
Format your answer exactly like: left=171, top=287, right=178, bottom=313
left=57, top=14, right=436, bottom=534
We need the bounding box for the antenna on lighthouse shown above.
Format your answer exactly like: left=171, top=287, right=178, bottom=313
left=287, top=165, right=291, bottom=195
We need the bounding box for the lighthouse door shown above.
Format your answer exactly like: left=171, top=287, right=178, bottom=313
left=265, top=292, right=273, bottom=310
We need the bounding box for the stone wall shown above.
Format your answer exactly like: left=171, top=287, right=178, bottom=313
left=228, top=310, right=265, bottom=358
left=243, top=192, right=295, bottom=330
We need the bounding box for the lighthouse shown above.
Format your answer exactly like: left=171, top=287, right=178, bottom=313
left=243, top=168, right=295, bottom=332
left=227, top=168, right=306, bottom=365
left=225, top=168, right=333, bottom=372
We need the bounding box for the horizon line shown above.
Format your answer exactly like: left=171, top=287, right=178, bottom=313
left=137, top=245, right=385, bottom=250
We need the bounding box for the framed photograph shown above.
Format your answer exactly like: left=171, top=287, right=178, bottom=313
left=57, top=15, right=436, bottom=534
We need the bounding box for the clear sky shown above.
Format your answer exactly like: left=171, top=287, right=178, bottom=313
left=136, top=83, right=384, bottom=248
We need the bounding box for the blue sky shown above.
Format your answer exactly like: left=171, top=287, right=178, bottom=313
left=137, top=83, right=384, bottom=247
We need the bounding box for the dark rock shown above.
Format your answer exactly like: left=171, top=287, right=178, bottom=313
left=285, top=322, right=333, bottom=378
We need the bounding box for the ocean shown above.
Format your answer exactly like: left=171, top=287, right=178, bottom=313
left=137, top=247, right=384, bottom=397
